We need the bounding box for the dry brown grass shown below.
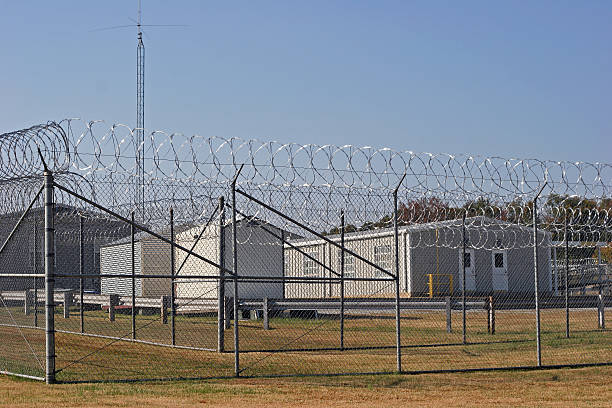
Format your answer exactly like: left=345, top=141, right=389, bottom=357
left=1, top=306, right=610, bottom=381
left=1, top=366, right=611, bottom=407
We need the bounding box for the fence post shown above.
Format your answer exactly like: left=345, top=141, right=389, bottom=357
left=393, top=175, right=405, bottom=373
left=446, top=296, right=452, bottom=333
left=159, top=295, right=170, bottom=324
left=487, top=298, right=490, bottom=334
left=44, top=169, right=56, bottom=384
left=281, top=230, right=286, bottom=299
left=170, top=207, right=176, bottom=346
left=581, top=263, right=586, bottom=295
left=340, top=209, right=345, bottom=351
left=328, top=242, right=333, bottom=298
left=24, top=290, right=33, bottom=315
left=108, top=294, right=118, bottom=322
left=218, top=196, right=226, bottom=352
left=565, top=216, right=570, bottom=338
left=231, top=165, right=243, bottom=377
left=91, top=242, right=96, bottom=296
left=225, top=296, right=231, bottom=330
left=598, top=246, right=602, bottom=295
left=79, top=215, right=84, bottom=333
left=598, top=294, right=605, bottom=330
left=263, top=297, right=270, bottom=330
left=34, top=215, right=39, bottom=328
left=131, top=211, right=136, bottom=340
left=487, top=296, right=495, bottom=335
left=553, top=246, right=558, bottom=296
left=462, top=212, right=467, bottom=344
left=63, top=291, right=72, bottom=319
left=161, top=295, right=168, bottom=324
left=532, top=183, right=546, bottom=367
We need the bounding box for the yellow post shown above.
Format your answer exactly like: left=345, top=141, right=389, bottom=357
left=428, top=274, right=433, bottom=298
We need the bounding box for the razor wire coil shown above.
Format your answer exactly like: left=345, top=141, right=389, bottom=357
left=0, top=119, right=610, bottom=250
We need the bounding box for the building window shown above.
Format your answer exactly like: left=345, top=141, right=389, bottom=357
left=303, top=248, right=319, bottom=277
left=374, top=244, right=392, bottom=275
left=494, top=252, right=504, bottom=268
left=336, top=249, right=355, bottom=277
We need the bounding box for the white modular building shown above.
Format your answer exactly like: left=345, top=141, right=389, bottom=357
left=284, top=216, right=552, bottom=298
left=100, top=230, right=173, bottom=297
left=174, top=216, right=298, bottom=300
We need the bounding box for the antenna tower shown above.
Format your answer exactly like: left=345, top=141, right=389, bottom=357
left=136, top=0, right=145, bottom=221
left=91, top=0, right=186, bottom=221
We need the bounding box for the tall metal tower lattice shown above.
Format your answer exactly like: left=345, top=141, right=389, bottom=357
left=91, top=1, right=186, bottom=221
left=136, top=0, right=145, bottom=221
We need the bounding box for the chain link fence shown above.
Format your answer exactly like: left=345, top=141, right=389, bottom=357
left=0, top=120, right=610, bottom=383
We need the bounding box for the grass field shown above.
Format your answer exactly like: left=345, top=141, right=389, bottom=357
left=1, top=305, right=609, bottom=382
left=1, top=366, right=611, bottom=407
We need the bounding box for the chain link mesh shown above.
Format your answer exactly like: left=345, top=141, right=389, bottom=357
left=0, top=120, right=609, bottom=381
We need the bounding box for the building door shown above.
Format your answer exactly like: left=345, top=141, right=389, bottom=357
left=491, top=250, right=508, bottom=291
left=459, top=249, right=476, bottom=291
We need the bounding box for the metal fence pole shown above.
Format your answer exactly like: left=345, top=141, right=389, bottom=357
left=217, top=196, right=226, bottom=353
left=553, top=246, right=558, bottom=296
left=488, top=296, right=496, bottom=335
left=160, top=295, right=168, bottom=324
left=462, top=212, right=467, bottom=344
left=170, top=207, right=176, bottom=346
left=393, top=178, right=404, bottom=373
left=263, top=297, right=270, bottom=330
left=597, top=246, right=602, bottom=295
left=446, top=296, right=452, bottom=333
left=34, top=215, right=39, bottom=328
left=92, top=240, right=96, bottom=294
left=598, top=293, right=605, bottom=329
left=583, top=261, right=588, bottom=295
left=281, top=230, right=286, bottom=299
left=131, top=211, right=136, bottom=340
left=44, top=170, right=56, bottom=384
left=328, top=242, right=333, bottom=298
left=532, top=184, right=545, bottom=367
left=340, top=210, right=345, bottom=351
left=79, top=215, right=84, bottom=333
left=565, top=216, right=570, bottom=338
left=231, top=165, right=243, bottom=377
left=231, top=186, right=239, bottom=376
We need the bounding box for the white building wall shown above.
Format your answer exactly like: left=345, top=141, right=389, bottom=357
left=285, top=220, right=553, bottom=298
left=225, top=224, right=284, bottom=299
left=175, top=220, right=286, bottom=300
left=284, top=242, right=327, bottom=298
left=140, top=238, right=173, bottom=297
left=175, top=223, right=220, bottom=299
left=285, top=231, right=401, bottom=299
left=100, top=242, right=143, bottom=296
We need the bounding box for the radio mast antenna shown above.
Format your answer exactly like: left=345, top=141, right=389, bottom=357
left=90, top=1, right=186, bottom=221
left=136, top=0, right=145, bottom=221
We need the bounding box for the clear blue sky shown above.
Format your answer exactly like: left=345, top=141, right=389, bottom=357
left=1, top=1, right=610, bottom=162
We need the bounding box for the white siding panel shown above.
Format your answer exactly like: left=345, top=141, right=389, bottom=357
left=175, top=224, right=220, bottom=300
left=100, top=242, right=143, bottom=296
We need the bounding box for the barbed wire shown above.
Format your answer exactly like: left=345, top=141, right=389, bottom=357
left=0, top=119, right=610, bottom=250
